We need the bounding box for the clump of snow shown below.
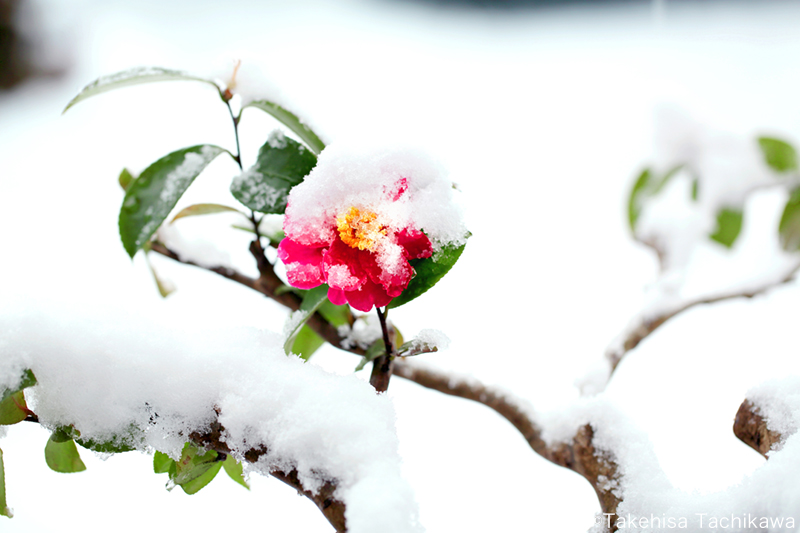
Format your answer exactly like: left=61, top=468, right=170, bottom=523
left=267, top=129, right=288, bottom=149
left=156, top=222, right=233, bottom=269
left=283, top=143, right=469, bottom=253
left=0, top=295, right=421, bottom=533
left=747, top=377, right=800, bottom=445
left=542, top=393, right=800, bottom=532
left=339, top=315, right=385, bottom=350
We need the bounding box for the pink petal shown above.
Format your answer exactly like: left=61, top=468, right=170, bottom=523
left=277, top=237, right=326, bottom=289
left=395, top=228, right=433, bottom=260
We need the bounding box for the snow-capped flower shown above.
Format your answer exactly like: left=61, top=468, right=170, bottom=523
left=276, top=145, right=468, bottom=312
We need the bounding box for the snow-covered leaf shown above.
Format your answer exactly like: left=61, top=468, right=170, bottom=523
left=389, top=239, right=468, bottom=309
left=230, top=133, right=317, bottom=214
left=709, top=207, right=743, bottom=248
left=170, top=203, right=243, bottom=223
left=758, top=136, right=797, bottom=173
left=0, top=369, right=35, bottom=406
left=44, top=438, right=86, bottom=473
left=0, top=449, right=11, bottom=517
left=222, top=455, right=250, bottom=490
left=779, top=188, right=800, bottom=251
left=63, top=67, right=220, bottom=113
left=119, top=145, right=227, bottom=257
left=0, top=392, right=27, bottom=426
left=244, top=100, right=325, bottom=155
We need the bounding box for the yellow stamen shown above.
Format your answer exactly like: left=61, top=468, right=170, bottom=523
left=337, top=206, right=386, bottom=251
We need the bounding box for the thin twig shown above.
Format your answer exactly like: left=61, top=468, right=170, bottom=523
left=370, top=307, right=394, bottom=392
left=606, top=265, right=800, bottom=377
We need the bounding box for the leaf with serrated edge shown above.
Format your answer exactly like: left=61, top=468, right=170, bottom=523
left=119, top=145, right=227, bottom=257
left=44, top=439, right=86, bottom=473
left=0, top=449, right=11, bottom=517
left=709, top=208, right=743, bottom=248
left=244, top=100, right=325, bottom=154
left=758, top=136, right=798, bottom=173
left=170, top=203, right=243, bottom=223
left=230, top=134, right=317, bottom=214
left=390, top=240, right=468, bottom=309
left=64, top=67, right=219, bottom=113
left=223, top=455, right=250, bottom=490
left=283, top=285, right=329, bottom=355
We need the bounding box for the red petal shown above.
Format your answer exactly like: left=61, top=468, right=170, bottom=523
left=386, top=177, right=409, bottom=202
left=344, top=279, right=393, bottom=312
left=395, top=228, right=433, bottom=260
left=327, top=287, right=347, bottom=306
left=323, top=238, right=368, bottom=290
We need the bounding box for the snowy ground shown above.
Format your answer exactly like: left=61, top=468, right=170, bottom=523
left=3, top=0, right=800, bottom=531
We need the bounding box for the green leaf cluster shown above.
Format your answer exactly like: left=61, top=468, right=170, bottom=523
left=153, top=444, right=249, bottom=495
left=758, top=136, right=798, bottom=173
left=64, top=67, right=327, bottom=259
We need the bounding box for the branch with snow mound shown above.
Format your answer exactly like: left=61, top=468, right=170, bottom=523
left=0, top=299, right=420, bottom=533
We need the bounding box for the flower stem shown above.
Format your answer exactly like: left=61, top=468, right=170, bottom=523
left=370, top=307, right=394, bottom=393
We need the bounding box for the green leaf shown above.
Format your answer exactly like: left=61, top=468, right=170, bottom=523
left=170, top=203, right=243, bottom=223
left=355, top=340, right=387, bottom=372
left=244, top=100, right=326, bottom=155
left=76, top=426, right=137, bottom=454
left=45, top=438, right=86, bottom=473
left=179, top=461, right=222, bottom=495
left=389, top=239, right=468, bottom=309
left=627, top=168, right=652, bottom=231
left=758, top=136, right=798, bottom=173
left=230, top=135, right=317, bottom=214
left=0, top=448, right=11, bottom=517
left=64, top=67, right=220, bottom=113
left=222, top=455, right=250, bottom=490
left=318, top=300, right=351, bottom=328
left=709, top=208, right=744, bottom=248
left=119, top=145, right=227, bottom=257
left=779, top=188, right=800, bottom=251
left=153, top=451, right=174, bottom=474
left=0, top=370, right=36, bottom=405
left=49, top=426, right=80, bottom=443
left=290, top=325, right=325, bottom=361
left=171, top=443, right=221, bottom=495
left=691, top=177, right=699, bottom=201
left=145, top=255, right=175, bottom=298
left=119, top=168, right=135, bottom=191
left=627, top=166, right=683, bottom=231
left=0, top=391, right=27, bottom=426
left=283, top=285, right=329, bottom=356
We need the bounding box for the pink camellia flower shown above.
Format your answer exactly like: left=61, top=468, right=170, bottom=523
left=278, top=177, right=433, bottom=311
left=276, top=145, right=468, bottom=312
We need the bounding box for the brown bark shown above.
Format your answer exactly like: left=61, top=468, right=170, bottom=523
left=190, top=419, right=346, bottom=532
left=733, top=399, right=784, bottom=459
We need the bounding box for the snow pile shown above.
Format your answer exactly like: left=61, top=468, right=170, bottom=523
left=543, top=395, right=800, bottom=532
left=0, top=296, right=421, bottom=533
left=283, top=144, right=469, bottom=253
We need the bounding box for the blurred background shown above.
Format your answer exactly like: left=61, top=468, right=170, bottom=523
left=3, top=0, right=800, bottom=531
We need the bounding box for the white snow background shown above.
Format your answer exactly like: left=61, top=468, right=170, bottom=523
left=3, top=0, right=800, bottom=531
